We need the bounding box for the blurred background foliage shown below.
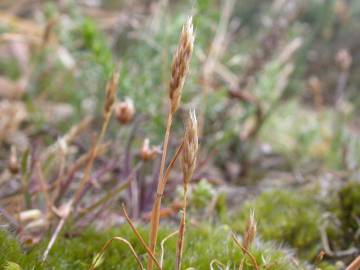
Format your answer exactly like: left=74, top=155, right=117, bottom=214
left=1, top=0, right=360, bottom=176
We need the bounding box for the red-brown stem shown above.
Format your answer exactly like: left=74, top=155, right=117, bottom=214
left=232, top=233, right=259, bottom=270
left=122, top=205, right=162, bottom=270
left=148, top=111, right=173, bottom=270
left=346, top=256, right=360, bottom=270
left=176, top=185, right=188, bottom=270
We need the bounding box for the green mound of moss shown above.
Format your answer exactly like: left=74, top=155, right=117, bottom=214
left=0, top=230, right=41, bottom=269
left=327, top=181, right=360, bottom=252
left=230, top=189, right=322, bottom=260
left=1, top=224, right=299, bottom=269
left=337, top=181, right=360, bottom=244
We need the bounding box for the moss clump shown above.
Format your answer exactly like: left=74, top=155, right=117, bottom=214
left=0, top=230, right=41, bottom=269
left=0, top=224, right=299, bottom=269
left=231, top=190, right=322, bottom=260
left=336, top=181, right=360, bottom=248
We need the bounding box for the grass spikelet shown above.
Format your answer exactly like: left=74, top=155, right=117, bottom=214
left=176, top=109, right=199, bottom=270
left=104, top=69, right=119, bottom=117
left=238, top=210, right=257, bottom=270
left=232, top=233, right=259, bottom=270
left=243, top=209, right=256, bottom=251
left=181, top=109, right=198, bottom=184
left=169, top=17, right=195, bottom=114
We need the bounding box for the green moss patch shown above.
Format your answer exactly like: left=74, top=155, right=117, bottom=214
left=1, top=224, right=299, bottom=269
left=231, top=189, right=322, bottom=260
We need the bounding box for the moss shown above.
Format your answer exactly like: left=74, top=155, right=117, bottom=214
left=316, top=262, right=338, bottom=270
left=0, top=230, right=42, bottom=269
left=337, top=181, right=360, bottom=246
left=231, top=190, right=322, bottom=260
left=1, top=224, right=298, bottom=269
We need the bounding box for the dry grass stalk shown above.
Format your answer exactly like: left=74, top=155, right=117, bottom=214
left=78, top=163, right=142, bottom=219
left=54, top=142, right=109, bottom=204
left=346, top=255, right=360, bottom=270
left=147, top=17, right=194, bottom=270
left=41, top=16, right=58, bottom=49
left=243, top=210, right=256, bottom=250
left=41, top=116, right=92, bottom=162
left=160, top=230, right=179, bottom=268
left=89, top=236, right=144, bottom=270
left=210, top=259, right=227, bottom=270
left=73, top=68, right=119, bottom=205
left=121, top=205, right=163, bottom=270
left=42, top=68, right=119, bottom=262
left=238, top=210, right=257, bottom=270
left=232, top=233, right=259, bottom=270
left=176, top=110, right=199, bottom=270
left=36, top=162, right=53, bottom=214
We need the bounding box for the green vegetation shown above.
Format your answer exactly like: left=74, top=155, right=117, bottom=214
left=231, top=190, right=322, bottom=260
left=1, top=225, right=298, bottom=270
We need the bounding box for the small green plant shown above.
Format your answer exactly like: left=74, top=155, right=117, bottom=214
left=191, top=179, right=215, bottom=209
left=231, top=190, right=322, bottom=260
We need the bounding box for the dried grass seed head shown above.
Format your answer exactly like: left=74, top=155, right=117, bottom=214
left=335, top=49, right=352, bottom=71
left=9, top=145, right=19, bottom=174
left=104, top=70, right=120, bottom=117
left=169, top=17, right=195, bottom=113
left=182, top=109, right=199, bottom=184
left=308, top=76, right=322, bottom=94
left=243, top=209, right=257, bottom=250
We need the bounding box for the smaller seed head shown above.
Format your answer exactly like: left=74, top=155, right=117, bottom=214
left=169, top=17, right=195, bottom=113
left=243, top=210, right=257, bottom=250
left=104, top=70, right=120, bottom=118
left=182, top=109, right=198, bottom=185
left=115, top=97, right=135, bottom=124
left=139, top=138, right=159, bottom=161
left=308, top=76, right=322, bottom=94
left=335, top=49, right=352, bottom=71
left=8, top=146, right=19, bottom=174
